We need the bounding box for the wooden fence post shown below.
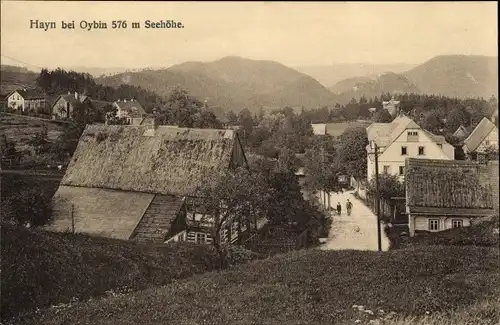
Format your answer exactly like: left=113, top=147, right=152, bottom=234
left=71, top=204, right=75, bottom=234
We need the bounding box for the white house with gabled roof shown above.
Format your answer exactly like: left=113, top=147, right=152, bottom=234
left=366, top=113, right=455, bottom=183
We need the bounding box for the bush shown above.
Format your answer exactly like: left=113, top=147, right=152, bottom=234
left=1, top=176, right=54, bottom=227
left=226, top=245, right=263, bottom=267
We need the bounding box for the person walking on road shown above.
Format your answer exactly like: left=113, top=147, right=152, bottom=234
left=346, top=199, right=353, bottom=216
left=336, top=202, right=342, bottom=216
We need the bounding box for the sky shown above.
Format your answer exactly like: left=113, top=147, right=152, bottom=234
left=1, top=1, right=498, bottom=70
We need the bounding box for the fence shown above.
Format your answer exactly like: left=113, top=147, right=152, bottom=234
left=242, top=225, right=310, bottom=256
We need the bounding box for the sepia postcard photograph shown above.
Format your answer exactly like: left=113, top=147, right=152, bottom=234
left=0, top=1, right=499, bottom=324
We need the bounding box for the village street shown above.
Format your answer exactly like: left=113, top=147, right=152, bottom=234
left=319, top=190, right=390, bottom=251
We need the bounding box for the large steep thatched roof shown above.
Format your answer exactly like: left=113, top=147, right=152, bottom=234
left=405, top=158, right=495, bottom=214
left=61, top=124, right=241, bottom=196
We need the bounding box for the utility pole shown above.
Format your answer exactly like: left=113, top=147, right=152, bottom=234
left=372, top=141, right=382, bottom=252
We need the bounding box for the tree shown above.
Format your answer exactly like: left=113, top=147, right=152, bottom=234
left=166, top=87, right=203, bottom=127
left=193, top=110, right=222, bottom=129
left=225, top=111, right=238, bottom=126
left=367, top=172, right=405, bottom=207
left=446, top=107, right=470, bottom=133
left=197, top=167, right=273, bottom=268
left=337, top=127, right=368, bottom=179
left=27, top=127, right=50, bottom=155
left=0, top=134, right=16, bottom=157
left=373, top=109, right=393, bottom=123
left=303, top=142, right=343, bottom=209
left=421, top=110, right=442, bottom=134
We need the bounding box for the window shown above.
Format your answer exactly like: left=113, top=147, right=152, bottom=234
left=401, top=146, right=407, bottom=155
left=418, top=146, right=425, bottom=155
left=195, top=232, right=207, bottom=244
left=452, top=219, right=463, bottom=228
left=383, top=165, right=390, bottom=174
left=407, top=131, right=418, bottom=136
left=399, top=166, right=405, bottom=176
left=429, top=219, right=440, bottom=231
left=485, top=140, right=490, bottom=146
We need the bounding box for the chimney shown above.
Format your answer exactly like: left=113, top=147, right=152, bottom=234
left=68, top=91, right=71, bottom=95
left=74, top=92, right=78, bottom=100
left=124, top=99, right=127, bottom=103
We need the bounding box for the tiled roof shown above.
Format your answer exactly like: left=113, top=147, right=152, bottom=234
left=463, top=117, right=497, bottom=152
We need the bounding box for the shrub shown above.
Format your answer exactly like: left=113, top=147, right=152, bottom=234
left=226, top=245, right=263, bottom=267
left=1, top=176, right=54, bottom=227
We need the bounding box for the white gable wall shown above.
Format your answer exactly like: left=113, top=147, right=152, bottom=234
left=368, top=128, right=452, bottom=182
left=477, top=128, right=499, bottom=152
left=7, top=91, right=25, bottom=111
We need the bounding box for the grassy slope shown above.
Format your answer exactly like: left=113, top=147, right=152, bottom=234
left=13, top=246, right=500, bottom=325
left=0, top=113, right=64, bottom=150
left=0, top=224, right=225, bottom=321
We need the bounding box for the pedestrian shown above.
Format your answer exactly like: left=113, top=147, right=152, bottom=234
left=336, top=202, right=342, bottom=216
left=346, top=199, right=353, bottom=216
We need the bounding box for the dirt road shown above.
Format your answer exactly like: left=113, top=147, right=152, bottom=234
left=320, top=190, right=390, bottom=251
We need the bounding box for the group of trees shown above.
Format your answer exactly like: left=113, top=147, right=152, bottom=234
left=36, top=68, right=163, bottom=112
left=153, top=87, right=222, bottom=129
left=198, top=155, right=329, bottom=267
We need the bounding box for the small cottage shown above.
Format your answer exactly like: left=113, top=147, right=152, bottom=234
left=462, top=117, right=498, bottom=161
left=405, top=158, right=496, bottom=236
left=6, top=89, right=48, bottom=113
left=113, top=99, right=146, bottom=125
left=48, top=124, right=250, bottom=245
left=51, top=92, right=91, bottom=120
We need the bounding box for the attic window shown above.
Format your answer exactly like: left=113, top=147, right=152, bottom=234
left=401, top=146, right=407, bottom=155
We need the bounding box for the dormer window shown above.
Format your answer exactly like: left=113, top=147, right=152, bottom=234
left=407, top=130, right=419, bottom=142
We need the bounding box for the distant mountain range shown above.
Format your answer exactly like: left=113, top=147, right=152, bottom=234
left=295, top=63, right=417, bottom=88
left=332, top=73, right=421, bottom=104
left=2, top=55, right=498, bottom=111
left=403, top=55, right=498, bottom=99
left=97, top=56, right=336, bottom=112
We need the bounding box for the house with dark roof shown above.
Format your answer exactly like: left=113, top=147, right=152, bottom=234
left=405, top=158, right=496, bottom=236
left=47, top=124, right=251, bottom=245
left=382, top=96, right=400, bottom=116
left=6, top=89, right=49, bottom=113
left=51, top=92, right=91, bottom=120
left=112, top=99, right=146, bottom=125
left=366, top=113, right=454, bottom=182
left=462, top=117, right=498, bottom=161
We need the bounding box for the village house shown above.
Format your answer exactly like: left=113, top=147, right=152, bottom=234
left=311, top=123, right=327, bottom=136
left=462, top=117, right=498, bottom=161
left=112, top=99, right=146, bottom=125
left=452, top=124, right=473, bottom=142
left=47, top=124, right=254, bottom=245
left=405, top=158, right=497, bottom=236
left=51, top=92, right=92, bottom=120
left=366, top=113, right=454, bottom=183
left=382, top=96, right=401, bottom=116
left=6, top=89, right=48, bottom=113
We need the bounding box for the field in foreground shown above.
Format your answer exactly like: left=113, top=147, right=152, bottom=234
left=11, top=245, right=500, bottom=325
left=0, top=224, right=258, bottom=321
